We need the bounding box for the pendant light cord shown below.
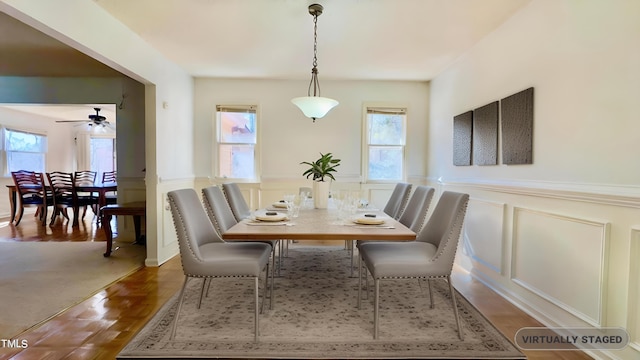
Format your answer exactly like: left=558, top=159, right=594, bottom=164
left=308, top=12, right=321, bottom=97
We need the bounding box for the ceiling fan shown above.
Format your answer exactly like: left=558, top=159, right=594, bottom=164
left=56, top=107, right=114, bottom=131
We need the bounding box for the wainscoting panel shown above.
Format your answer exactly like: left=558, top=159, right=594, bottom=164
left=463, top=198, right=506, bottom=274
left=512, top=207, right=610, bottom=326
left=157, top=178, right=195, bottom=264
left=629, top=227, right=640, bottom=351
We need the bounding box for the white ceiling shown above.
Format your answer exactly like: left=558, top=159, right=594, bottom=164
left=92, top=0, right=532, bottom=81
left=0, top=0, right=531, bottom=121
left=0, top=104, right=116, bottom=123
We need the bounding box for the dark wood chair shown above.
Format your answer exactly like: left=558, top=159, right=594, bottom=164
left=74, top=170, right=99, bottom=219
left=11, top=170, right=52, bottom=226
left=46, top=171, right=75, bottom=225
left=102, top=170, right=117, bottom=205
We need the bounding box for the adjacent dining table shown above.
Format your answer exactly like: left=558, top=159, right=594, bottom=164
left=223, top=205, right=416, bottom=242
left=6, top=182, right=117, bottom=225
left=75, top=181, right=117, bottom=225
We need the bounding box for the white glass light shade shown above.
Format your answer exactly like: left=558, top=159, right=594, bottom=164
left=291, top=96, right=339, bottom=120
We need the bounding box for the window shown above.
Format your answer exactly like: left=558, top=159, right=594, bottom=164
left=90, top=137, right=116, bottom=179
left=216, top=105, right=258, bottom=180
left=364, top=107, right=406, bottom=182
left=3, top=128, right=47, bottom=174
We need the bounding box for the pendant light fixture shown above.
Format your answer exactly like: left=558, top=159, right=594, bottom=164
left=291, top=3, right=338, bottom=122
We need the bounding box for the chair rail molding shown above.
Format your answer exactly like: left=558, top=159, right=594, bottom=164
left=433, top=177, right=640, bottom=208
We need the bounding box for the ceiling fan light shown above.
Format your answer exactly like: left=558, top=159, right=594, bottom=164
left=291, top=96, right=339, bottom=121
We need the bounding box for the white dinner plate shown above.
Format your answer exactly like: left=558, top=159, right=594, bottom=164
left=353, top=216, right=385, bottom=225
left=255, top=213, right=288, bottom=222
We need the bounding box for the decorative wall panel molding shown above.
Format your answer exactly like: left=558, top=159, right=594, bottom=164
left=501, top=87, right=534, bottom=164
left=463, top=198, right=506, bottom=273
left=453, top=111, right=473, bottom=166
left=629, top=227, right=640, bottom=350
left=472, top=101, right=499, bottom=165
left=512, top=207, right=609, bottom=326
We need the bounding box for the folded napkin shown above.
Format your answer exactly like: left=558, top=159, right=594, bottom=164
left=271, top=202, right=289, bottom=209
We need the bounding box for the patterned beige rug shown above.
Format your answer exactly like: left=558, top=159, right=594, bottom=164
left=119, top=246, right=524, bottom=359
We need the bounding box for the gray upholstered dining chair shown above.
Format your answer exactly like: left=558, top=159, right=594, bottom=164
left=351, top=185, right=435, bottom=276
left=202, top=185, right=276, bottom=308
left=358, top=191, right=470, bottom=340
left=221, top=183, right=252, bottom=221
left=382, top=182, right=412, bottom=220
left=396, top=185, right=435, bottom=232
left=167, top=188, right=272, bottom=342
left=346, top=182, right=412, bottom=275
left=222, top=182, right=287, bottom=274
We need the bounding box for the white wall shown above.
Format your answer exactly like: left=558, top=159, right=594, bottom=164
left=193, top=78, right=429, bottom=205
left=430, top=1, right=640, bottom=358
left=1, top=0, right=195, bottom=266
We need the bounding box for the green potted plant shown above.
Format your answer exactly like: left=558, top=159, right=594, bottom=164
left=300, top=152, right=341, bottom=208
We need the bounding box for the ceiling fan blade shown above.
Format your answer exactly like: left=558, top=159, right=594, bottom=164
left=56, top=120, right=89, bottom=123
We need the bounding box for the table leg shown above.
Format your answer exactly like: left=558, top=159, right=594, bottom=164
left=103, top=213, right=114, bottom=257
left=133, top=215, right=142, bottom=244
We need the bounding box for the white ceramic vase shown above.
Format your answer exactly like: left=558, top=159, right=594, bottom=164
left=313, top=180, right=331, bottom=209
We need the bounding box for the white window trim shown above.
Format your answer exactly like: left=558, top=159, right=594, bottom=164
left=213, top=104, right=261, bottom=183
left=361, top=103, right=408, bottom=184
left=2, top=125, right=48, bottom=176
left=75, top=130, right=116, bottom=172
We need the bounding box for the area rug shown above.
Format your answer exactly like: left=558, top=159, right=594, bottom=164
left=0, top=240, right=146, bottom=338
left=119, top=246, right=524, bottom=359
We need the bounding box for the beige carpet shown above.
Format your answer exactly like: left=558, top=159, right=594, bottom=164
left=119, top=246, right=524, bottom=359
left=0, top=240, right=146, bottom=338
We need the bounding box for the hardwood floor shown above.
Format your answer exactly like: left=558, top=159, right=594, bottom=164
left=0, top=215, right=593, bottom=360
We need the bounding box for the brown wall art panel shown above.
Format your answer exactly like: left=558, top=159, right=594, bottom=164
left=501, top=87, right=534, bottom=164
left=472, top=101, right=499, bottom=165
left=453, top=111, right=473, bottom=166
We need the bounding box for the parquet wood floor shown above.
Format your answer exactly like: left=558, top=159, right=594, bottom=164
left=0, top=215, right=592, bottom=360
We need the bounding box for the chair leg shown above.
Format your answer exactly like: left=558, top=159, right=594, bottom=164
left=428, top=279, right=434, bottom=309
left=374, top=279, right=380, bottom=339
left=350, top=240, right=355, bottom=277
left=49, top=207, right=58, bottom=226
left=277, top=240, right=283, bottom=277
left=170, top=275, right=189, bottom=340
left=261, top=263, right=269, bottom=314
left=357, top=253, right=362, bottom=309
left=254, top=277, right=259, bottom=343
left=365, top=265, right=370, bottom=300
left=447, top=276, right=464, bottom=340
left=40, top=206, right=48, bottom=226
left=197, top=278, right=208, bottom=309
left=14, top=206, right=24, bottom=225
left=270, top=250, right=275, bottom=310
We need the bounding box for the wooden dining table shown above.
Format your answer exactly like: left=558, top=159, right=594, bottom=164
left=223, top=206, right=416, bottom=242
left=7, top=180, right=116, bottom=226
left=75, top=181, right=117, bottom=225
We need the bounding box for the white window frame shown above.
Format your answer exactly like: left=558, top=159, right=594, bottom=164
left=2, top=126, right=48, bottom=176
left=75, top=129, right=116, bottom=172
left=361, top=104, right=407, bottom=183
left=89, top=134, right=117, bottom=177
left=214, top=104, right=260, bottom=182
